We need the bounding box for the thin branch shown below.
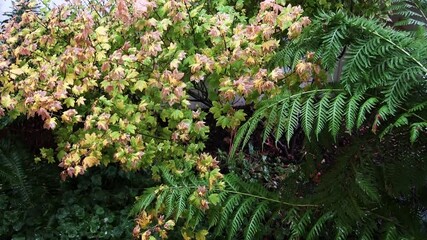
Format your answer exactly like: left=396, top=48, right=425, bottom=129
left=183, top=1, right=198, bottom=46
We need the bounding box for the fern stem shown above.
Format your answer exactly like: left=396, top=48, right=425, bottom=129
left=371, top=213, right=403, bottom=228
left=397, top=105, right=427, bottom=122
left=413, top=2, right=427, bottom=25
left=222, top=190, right=318, bottom=207
left=361, top=27, right=427, bottom=74
left=257, top=89, right=344, bottom=115
left=160, top=185, right=318, bottom=207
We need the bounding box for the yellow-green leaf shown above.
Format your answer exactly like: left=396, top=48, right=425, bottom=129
left=195, top=229, right=208, bottom=240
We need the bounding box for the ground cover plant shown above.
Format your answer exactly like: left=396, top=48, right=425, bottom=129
left=1, top=0, right=427, bottom=239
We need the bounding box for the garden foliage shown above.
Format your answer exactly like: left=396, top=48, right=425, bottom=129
left=1, top=0, right=427, bottom=239
left=0, top=137, right=149, bottom=239
left=0, top=0, right=309, bottom=238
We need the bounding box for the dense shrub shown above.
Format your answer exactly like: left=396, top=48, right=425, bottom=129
left=2, top=0, right=427, bottom=239
left=0, top=137, right=151, bottom=239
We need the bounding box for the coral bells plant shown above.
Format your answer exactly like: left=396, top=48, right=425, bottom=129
left=0, top=0, right=308, bottom=238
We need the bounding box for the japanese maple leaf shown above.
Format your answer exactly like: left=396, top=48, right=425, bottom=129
left=134, top=0, right=156, bottom=15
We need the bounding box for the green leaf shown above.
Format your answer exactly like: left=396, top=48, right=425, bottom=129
left=244, top=201, right=268, bottom=240
left=357, top=97, right=378, bottom=128
left=126, top=124, right=136, bottom=134
left=171, top=109, right=184, bottom=120
left=208, top=193, right=220, bottom=206
left=301, top=95, right=315, bottom=140
left=64, top=97, right=75, bottom=107
left=315, top=93, right=330, bottom=140
left=329, top=93, right=346, bottom=139
left=286, top=97, right=301, bottom=145
left=345, top=94, right=362, bottom=132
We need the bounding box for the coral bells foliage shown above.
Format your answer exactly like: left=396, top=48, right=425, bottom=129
left=0, top=0, right=306, bottom=218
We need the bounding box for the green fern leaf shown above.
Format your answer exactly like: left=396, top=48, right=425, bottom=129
left=409, top=101, right=427, bottom=112
left=379, top=114, right=410, bottom=139
left=286, top=97, right=301, bottom=145
left=315, top=93, right=331, bottom=140
left=383, top=66, right=423, bottom=112
left=410, top=122, right=427, bottom=143
left=160, top=167, right=178, bottom=186
left=341, top=38, right=381, bottom=87
left=231, top=122, right=249, bottom=156
left=131, top=187, right=156, bottom=215
left=286, top=208, right=301, bottom=239
left=293, top=210, right=312, bottom=238
left=208, top=192, right=229, bottom=229
left=155, top=188, right=167, bottom=212
left=306, top=212, right=334, bottom=240
left=384, top=225, right=398, bottom=240
left=321, top=26, right=346, bottom=69
left=357, top=97, right=378, bottom=128
left=301, top=95, right=316, bottom=140
left=186, top=205, right=204, bottom=229
left=228, top=197, right=256, bottom=240
left=355, top=171, right=380, bottom=202
left=176, top=187, right=191, bottom=221
left=242, top=113, right=264, bottom=151
left=329, top=93, right=347, bottom=139
left=244, top=201, right=269, bottom=240
left=335, top=225, right=350, bottom=240
left=165, top=188, right=178, bottom=218
left=262, top=107, right=278, bottom=145
left=0, top=140, right=32, bottom=204
left=345, top=94, right=363, bottom=132
left=275, top=100, right=290, bottom=145
left=215, top=194, right=242, bottom=236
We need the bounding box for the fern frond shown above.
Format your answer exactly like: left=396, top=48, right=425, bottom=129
left=165, top=188, right=177, bottom=217
left=379, top=113, right=410, bottom=139
left=286, top=208, right=301, bottom=239
left=329, top=93, right=347, bottom=139
left=408, top=100, right=427, bottom=112
left=215, top=194, right=242, bottom=236
left=315, top=92, right=331, bottom=139
left=390, top=0, right=427, bottom=30
left=176, top=187, right=191, bottom=221
left=186, top=204, right=204, bottom=229
left=410, top=122, right=427, bottom=143
left=321, top=26, right=347, bottom=70
left=244, top=201, right=269, bottom=240
left=131, top=187, right=157, bottom=215
left=286, top=97, right=301, bottom=145
left=155, top=187, right=167, bottom=212
left=383, top=66, right=424, bottom=112
left=301, top=94, right=316, bottom=140
left=335, top=224, right=350, bottom=240
left=306, top=212, right=334, bottom=240
left=262, top=107, right=278, bottom=145
left=345, top=94, right=363, bottom=132
left=359, top=218, right=377, bottom=240
left=228, top=197, right=257, bottom=240
left=294, top=210, right=313, bottom=238
left=0, top=139, right=33, bottom=204
left=384, top=225, right=398, bottom=240
left=355, top=171, right=380, bottom=202
left=242, top=113, right=264, bottom=151
left=160, top=167, right=178, bottom=186
left=341, top=37, right=381, bottom=88
left=275, top=100, right=290, bottom=145
left=357, top=97, right=378, bottom=128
